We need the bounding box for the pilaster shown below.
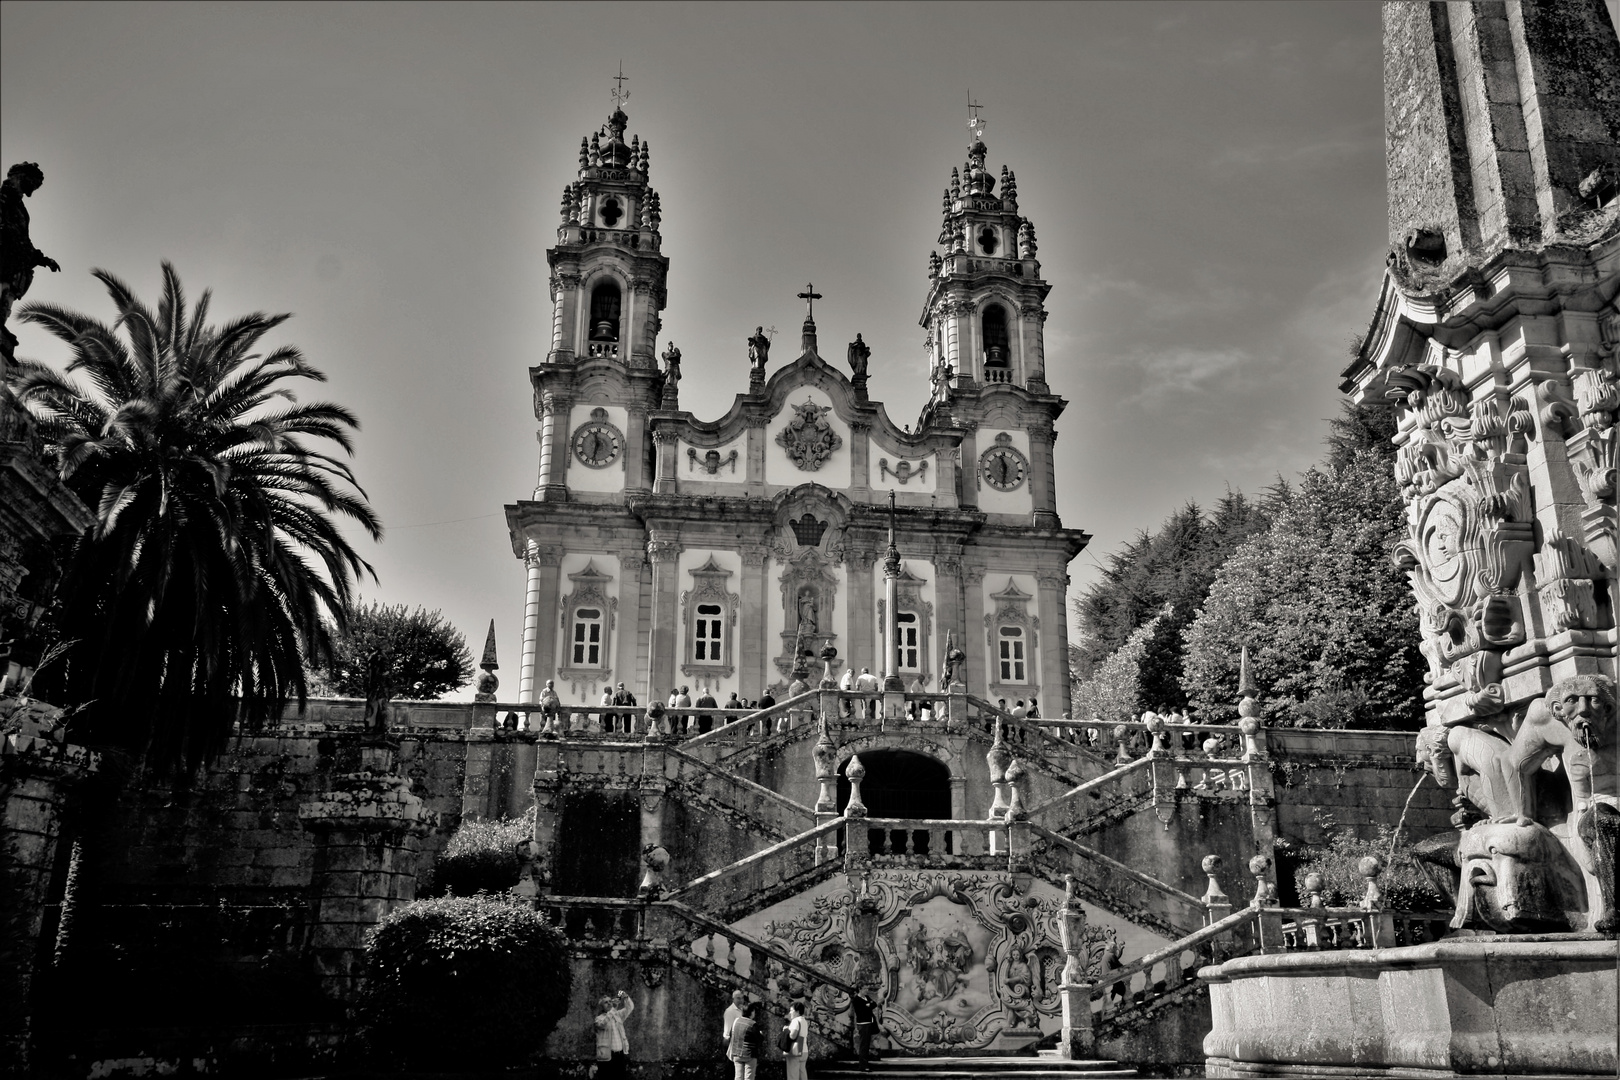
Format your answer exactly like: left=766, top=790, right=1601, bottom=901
left=847, top=548, right=877, bottom=675
left=615, top=547, right=647, bottom=702
left=646, top=533, right=681, bottom=701
left=849, top=421, right=872, bottom=500
left=963, top=564, right=988, bottom=693
left=739, top=546, right=769, bottom=700
left=1035, top=569, right=1071, bottom=716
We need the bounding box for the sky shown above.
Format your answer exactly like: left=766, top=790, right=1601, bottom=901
left=0, top=1, right=1485, bottom=699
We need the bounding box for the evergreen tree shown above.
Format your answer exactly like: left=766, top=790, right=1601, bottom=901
left=311, top=603, right=473, bottom=732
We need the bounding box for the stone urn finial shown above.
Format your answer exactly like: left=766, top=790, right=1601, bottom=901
left=987, top=717, right=1011, bottom=782
left=845, top=754, right=868, bottom=818
left=1201, top=855, right=1229, bottom=909
left=1004, top=760, right=1028, bottom=821
left=1248, top=854, right=1272, bottom=907
left=1358, top=855, right=1385, bottom=911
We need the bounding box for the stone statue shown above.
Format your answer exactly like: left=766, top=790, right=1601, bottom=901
left=1, top=161, right=61, bottom=363
left=638, top=843, right=671, bottom=898
left=1415, top=723, right=1523, bottom=824
left=847, top=333, right=870, bottom=382
left=797, top=588, right=818, bottom=633
left=1511, top=674, right=1618, bottom=933
left=661, top=341, right=681, bottom=384
left=1451, top=816, right=1589, bottom=932
left=940, top=629, right=966, bottom=687
left=748, top=326, right=770, bottom=372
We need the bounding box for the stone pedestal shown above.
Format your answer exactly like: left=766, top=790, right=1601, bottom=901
left=1201, top=936, right=1618, bottom=1078
left=0, top=707, right=97, bottom=1072
left=1056, top=981, right=1095, bottom=1059
left=298, top=741, right=436, bottom=1002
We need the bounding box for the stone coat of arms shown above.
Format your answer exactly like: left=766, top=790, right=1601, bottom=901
left=777, top=398, right=842, bottom=471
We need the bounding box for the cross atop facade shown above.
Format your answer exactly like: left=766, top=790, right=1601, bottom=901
left=967, top=92, right=985, bottom=141
left=611, top=62, right=630, bottom=111
left=797, top=283, right=823, bottom=320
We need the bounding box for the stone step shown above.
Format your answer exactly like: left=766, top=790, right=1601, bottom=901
left=815, top=1055, right=1137, bottom=1079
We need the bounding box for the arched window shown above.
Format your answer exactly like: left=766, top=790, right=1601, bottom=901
left=694, top=603, right=724, bottom=662
left=588, top=280, right=621, bottom=351
left=982, top=303, right=1010, bottom=367
left=897, top=611, right=920, bottom=672
left=998, top=625, right=1026, bottom=683
left=837, top=751, right=952, bottom=855
left=572, top=607, right=604, bottom=667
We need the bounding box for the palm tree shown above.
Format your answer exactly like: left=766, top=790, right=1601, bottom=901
left=7, top=262, right=381, bottom=773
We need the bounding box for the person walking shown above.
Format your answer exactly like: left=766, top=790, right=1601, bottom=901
left=727, top=999, right=762, bottom=1080
left=592, top=989, right=634, bottom=1080
left=783, top=1000, right=810, bottom=1080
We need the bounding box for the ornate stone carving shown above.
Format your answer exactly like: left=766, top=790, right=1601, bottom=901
left=645, top=538, right=679, bottom=564
left=775, top=547, right=840, bottom=679
left=776, top=398, right=843, bottom=471
left=687, top=446, right=738, bottom=475
left=879, top=458, right=928, bottom=485
left=1386, top=367, right=1536, bottom=721
left=526, top=545, right=563, bottom=569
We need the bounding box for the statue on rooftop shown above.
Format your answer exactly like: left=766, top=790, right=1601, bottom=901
left=847, top=334, right=870, bottom=384
left=748, top=326, right=770, bottom=372
left=1, top=161, right=61, bottom=363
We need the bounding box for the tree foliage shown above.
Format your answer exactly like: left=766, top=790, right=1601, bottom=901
left=8, top=263, right=379, bottom=773
left=357, top=895, right=570, bottom=1071
left=1072, top=492, right=1271, bottom=710
left=424, top=809, right=534, bottom=898
left=1070, top=606, right=1169, bottom=724
left=311, top=602, right=471, bottom=728
left=1180, top=427, right=1423, bottom=729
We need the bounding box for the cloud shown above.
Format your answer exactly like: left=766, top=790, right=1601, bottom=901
left=1208, top=125, right=1379, bottom=171
left=1132, top=345, right=1254, bottom=401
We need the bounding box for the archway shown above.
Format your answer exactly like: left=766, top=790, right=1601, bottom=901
left=837, top=749, right=952, bottom=855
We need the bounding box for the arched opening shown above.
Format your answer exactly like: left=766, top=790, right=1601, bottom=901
left=588, top=280, right=621, bottom=347
left=981, top=302, right=1010, bottom=368
left=837, top=749, right=952, bottom=855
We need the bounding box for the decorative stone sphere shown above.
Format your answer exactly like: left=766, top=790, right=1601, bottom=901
left=1248, top=854, right=1271, bottom=876
left=1112, top=724, right=1129, bottom=741
left=476, top=669, right=499, bottom=697
left=1303, top=872, right=1324, bottom=893
left=1238, top=715, right=1260, bottom=736
left=1143, top=712, right=1166, bottom=735
left=1202, top=854, right=1222, bottom=874
left=1237, top=696, right=1260, bottom=720
left=846, top=754, right=866, bottom=781
left=820, top=643, right=839, bottom=661
left=1005, top=760, right=1026, bottom=784
left=1357, top=855, right=1383, bottom=878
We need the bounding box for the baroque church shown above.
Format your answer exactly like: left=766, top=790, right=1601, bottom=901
left=505, top=104, right=1089, bottom=712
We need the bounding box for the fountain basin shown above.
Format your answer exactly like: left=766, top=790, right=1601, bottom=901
left=1199, top=934, right=1617, bottom=1077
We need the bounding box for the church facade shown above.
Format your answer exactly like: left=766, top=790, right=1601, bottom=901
left=505, top=106, right=1089, bottom=713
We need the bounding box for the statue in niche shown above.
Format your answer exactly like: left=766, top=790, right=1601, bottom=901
left=797, top=587, right=819, bottom=634
left=2, top=161, right=61, bottom=361
left=847, top=333, right=870, bottom=382
left=748, top=326, right=771, bottom=372
left=660, top=341, right=681, bottom=403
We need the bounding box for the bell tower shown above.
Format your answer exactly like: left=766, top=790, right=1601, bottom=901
left=545, top=100, right=669, bottom=368
left=921, top=110, right=1051, bottom=393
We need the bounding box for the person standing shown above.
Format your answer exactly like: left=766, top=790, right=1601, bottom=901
left=727, top=999, right=761, bottom=1080
left=694, top=685, right=718, bottom=734
left=612, top=681, right=637, bottom=733
left=537, top=679, right=561, bottom=735
left=839, top=665, right=855, bottom=717
left=599, top=685, right=615, bottom=733
left=721, top=989, right=746, bottom=1046
left=850, top=988, right=881, bottom=1070
left=855, top=667, right=880, bottom=718
left=783, top=1000, right=810, bottom=1080
left=592, top=989, right=634, bottom=1080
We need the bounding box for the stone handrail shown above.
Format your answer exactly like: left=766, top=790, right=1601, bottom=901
left=1027, top=823, right=1208, bottom=912
left=852, top=817, right=1007, bottom=862
left=670, top=816, right=846, bottom=917
left=678, top=690, right=823, bottom=750
left=1025, top=755, right=1155, bottom=820
left=1089, top=904, right=1256, bottom=1028
left=964, top=695, right=1108, bottom=781
left=664, top=745, right=816, bottom=836
left=659, top=897, right=862, bottom=998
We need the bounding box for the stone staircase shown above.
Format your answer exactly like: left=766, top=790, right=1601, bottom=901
left=814, top=1052, right=1138, bottom=1078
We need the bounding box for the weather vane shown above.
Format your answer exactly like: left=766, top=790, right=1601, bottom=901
left=611, top=61, right=630, bottom=111
left=967, top=91, right=985, bottom=141
left=796, top=283, right=823, bottom=320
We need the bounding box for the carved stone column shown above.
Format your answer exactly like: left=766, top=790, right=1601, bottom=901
left=299, top=741, right=436, bottom=1002
left=1055, top=874, right=1094, bottom=1059
left=652, top=430, right=679, bottom=495
left=812, top=718, right=840, bottom=864
left=518, top=542, right=548, bottom=703
left=1027, top=422, right=1058, bottom=528
left=0, top=714, right=97, bottom=1070
left=548, top=270, right=580, bottom=363
left=739, top=546, right=769, bottom=700
left=847, top=548, right=877, bottom=678
left=646, top=533, right=680, bottom=701
left=538, top=392, right=572, bottom=501
left=963, top=564, right=988, bottom=694
left=1035, top=569, right=1071, bottom=716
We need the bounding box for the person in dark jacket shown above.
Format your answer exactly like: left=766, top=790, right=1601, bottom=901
left=850, top=989, right=881, bottom=1069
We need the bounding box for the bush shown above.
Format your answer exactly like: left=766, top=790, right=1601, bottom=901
left=426, top=810, right=533, bottom=897
left=1289, top=815, right=1445, bottom=911
left=357, top=895, right=570, bottom=1071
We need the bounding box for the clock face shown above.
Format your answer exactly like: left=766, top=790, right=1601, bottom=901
left=572, top=420, right=624, bottom=468
left=980, top=443, right=1028, bottom=491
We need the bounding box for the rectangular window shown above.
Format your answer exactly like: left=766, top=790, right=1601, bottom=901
left=695, top=603, right=724, bottom=662
left=898, top=612, right=919, bottom=671
left=573, top=608, right=603, bottom=667
left=998, top=626, right=1025, bottom=682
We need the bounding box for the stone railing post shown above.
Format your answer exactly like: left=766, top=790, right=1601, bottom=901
left=299, top=739, right=437, bottom=1002
left=1359, top=855, right=1395, bottom=948
left=1249, top=854, right=1282, bottom=955
left=986, top=719, right=1011, bottom=854
left=812, top=717, right=840, bottom=864
left=1005, top=760, right=1032, bottom=887
left=1202, top=854, right=1232, bottom=925
left=1056, top=874, right=1095, bottom=1059
left=842, top=755, right=870, bottom=888
left=0, top=708, right=98, bottom=1071
left=945, top=681, right=968, bottom=733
